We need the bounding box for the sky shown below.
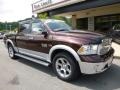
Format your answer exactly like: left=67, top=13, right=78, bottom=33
left=0, top=0, right=37, bottom=22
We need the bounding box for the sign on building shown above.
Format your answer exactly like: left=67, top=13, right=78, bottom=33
left=32, top=0, right=85, bottom=13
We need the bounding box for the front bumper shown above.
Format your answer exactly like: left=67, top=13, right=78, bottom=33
left=79, top=49, right=114, bottom=74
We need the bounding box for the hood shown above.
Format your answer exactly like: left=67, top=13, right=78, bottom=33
left=54, top=30, right=104, bottom=44
left=68, top=30, right=103, bottom=39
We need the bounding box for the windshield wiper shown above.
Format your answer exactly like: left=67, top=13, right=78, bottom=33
left=54, top=28, right=68, bottom=32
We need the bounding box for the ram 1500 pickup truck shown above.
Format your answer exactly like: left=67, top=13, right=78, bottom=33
left=3, top=18, right=114, bottom=81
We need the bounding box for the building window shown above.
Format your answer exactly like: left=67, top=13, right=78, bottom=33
left=95, top=14, right=120, bottom=34
left=77, top=18, right=88, bottom=30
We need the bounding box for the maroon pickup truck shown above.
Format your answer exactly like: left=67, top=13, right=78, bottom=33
left=3, top=18, right=114, bottom=81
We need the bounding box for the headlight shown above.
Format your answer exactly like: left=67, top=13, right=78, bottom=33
left=77, top=45, right=98, bottom=55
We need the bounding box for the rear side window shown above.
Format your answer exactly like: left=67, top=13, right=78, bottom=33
left=19, top=23, right=30, bottom=33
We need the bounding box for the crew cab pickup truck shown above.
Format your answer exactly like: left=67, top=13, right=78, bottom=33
left=3, top=18, right=114, bottom=81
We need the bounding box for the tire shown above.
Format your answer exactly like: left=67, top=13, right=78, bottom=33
left=8, top=44, right=17, bottom=59
left=52, top=52, right=80, bottom=81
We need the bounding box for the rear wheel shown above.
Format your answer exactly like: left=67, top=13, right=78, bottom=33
left=53, top=52, right=80, bottom=81
left=8, top=44, right=17, bottom=59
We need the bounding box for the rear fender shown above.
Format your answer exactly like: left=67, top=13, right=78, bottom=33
left=6, top=39, right=18, bottom=52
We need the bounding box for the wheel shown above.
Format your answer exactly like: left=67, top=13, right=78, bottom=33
left=8, top=44, right=17, bottom=59
left=53, top=52, right=80, bottom=81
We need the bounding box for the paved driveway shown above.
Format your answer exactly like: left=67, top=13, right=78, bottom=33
left=112, top=42, right=120, bottom=57
left=0, top=40, right=120, bottom=90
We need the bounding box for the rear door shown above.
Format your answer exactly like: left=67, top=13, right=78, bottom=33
left=16, top=20, right=32, bottom=53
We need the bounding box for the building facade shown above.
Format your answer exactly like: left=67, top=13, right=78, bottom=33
left=32, top=0, right=120, bottom=33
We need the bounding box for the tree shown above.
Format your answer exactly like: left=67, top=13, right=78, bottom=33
left=0, top=22, right=18, bottom=31
left=38, top=13, right=71, bottom=25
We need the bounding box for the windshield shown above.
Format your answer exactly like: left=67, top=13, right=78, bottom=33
left=46, top=20, right=72, bottom=32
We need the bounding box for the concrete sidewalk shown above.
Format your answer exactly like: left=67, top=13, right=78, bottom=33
left=112, top=42, right=120, bottom=58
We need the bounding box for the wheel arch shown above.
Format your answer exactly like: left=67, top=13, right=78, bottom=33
left=6, top=39, right=18, bottom=52
left=49, top=45, right=81, bottom=68
left=6, top=39, right=15, bottom=48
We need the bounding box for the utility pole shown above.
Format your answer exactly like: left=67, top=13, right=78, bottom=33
left=5, top=21, right=7, bottom=31
left=9, top=25, right=12, bottom=32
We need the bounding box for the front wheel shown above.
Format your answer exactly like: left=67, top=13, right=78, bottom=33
left=53, top=52, right=80, bottom=81
left=8, top=44, right=17, bottom=59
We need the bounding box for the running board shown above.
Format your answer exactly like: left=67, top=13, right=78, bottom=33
left=15, top=53, right=50, bottom=66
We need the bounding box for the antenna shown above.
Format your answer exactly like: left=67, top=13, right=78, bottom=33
left=32, top=15, right=35, bottom=19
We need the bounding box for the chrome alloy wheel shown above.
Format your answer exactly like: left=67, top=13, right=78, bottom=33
left=8, top=46, right=14, bottom=57
left=55, top=58, right=71, bottom=78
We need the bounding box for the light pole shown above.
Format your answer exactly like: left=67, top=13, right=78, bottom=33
left=5, top=21, right=7, bottom=31
left=9, top=25, right=12, bottom=32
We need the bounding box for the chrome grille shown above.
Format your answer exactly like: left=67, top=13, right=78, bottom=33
left=102, top=38, right=112, bottom=46
left=98, top=38, right=112, bottom=55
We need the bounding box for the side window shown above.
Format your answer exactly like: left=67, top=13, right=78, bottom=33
left=32, top=22, right=45, bottom=34
left=19, top=23, right=30, bottom=33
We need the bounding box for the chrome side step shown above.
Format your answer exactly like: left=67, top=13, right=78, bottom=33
left=15, top=53, right=50, bottom=66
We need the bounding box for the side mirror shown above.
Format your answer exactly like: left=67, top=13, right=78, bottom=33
left=42, top=31, right=48, bottom=37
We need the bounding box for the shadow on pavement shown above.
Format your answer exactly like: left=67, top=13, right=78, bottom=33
left=16, top=58, right=55, bottom=77
left=71, top=64, right=120, bottom=90
left=16, top=58, right=120, bottom=90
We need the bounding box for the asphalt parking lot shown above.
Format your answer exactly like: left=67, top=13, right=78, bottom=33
left=0, top=40, right=120, bottom=90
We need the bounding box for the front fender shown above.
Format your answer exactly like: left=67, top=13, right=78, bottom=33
left=48, top=44, right=81, bottom=65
